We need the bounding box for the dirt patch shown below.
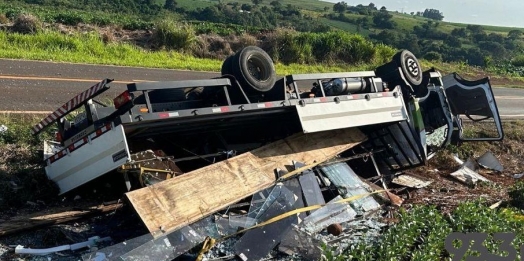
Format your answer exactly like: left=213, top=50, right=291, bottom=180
left=399, top=120, right=524, bottom=214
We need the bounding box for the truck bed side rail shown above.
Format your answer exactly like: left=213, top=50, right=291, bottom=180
left=31, top=79, right=112, bottom=135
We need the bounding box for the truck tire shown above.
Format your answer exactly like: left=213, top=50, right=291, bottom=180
left=232, top=46, right=276, bottom=93
left=221, top=55, right=234, bottom=76
left=374, top=49, right=423, bottom=95
left=394, top=50, right=423, bottom=86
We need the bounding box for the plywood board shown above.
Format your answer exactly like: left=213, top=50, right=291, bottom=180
left=125, top=128, right=366, bottom=236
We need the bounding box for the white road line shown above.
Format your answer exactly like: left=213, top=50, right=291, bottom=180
left=0, top=75, right=151, bottom=84
left=0, top=111, right=52, bottom=114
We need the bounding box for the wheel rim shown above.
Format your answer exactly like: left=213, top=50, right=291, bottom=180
left=246, top=55, right=270, bottom=82
left=405, top=57, right=420, bottom=79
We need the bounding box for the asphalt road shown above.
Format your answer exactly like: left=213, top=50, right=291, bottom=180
left=0, top=59, right=523, bottom=118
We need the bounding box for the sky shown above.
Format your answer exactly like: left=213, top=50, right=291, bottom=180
left=322, top=0, right=524, bottom=28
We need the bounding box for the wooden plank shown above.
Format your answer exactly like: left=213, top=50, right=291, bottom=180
left=125, top=128, right=367, bottom=236
left=0, top=203, right=123, bottom=237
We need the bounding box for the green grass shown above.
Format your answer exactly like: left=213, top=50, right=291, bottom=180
left=0, top=29, right=394, bottom=75
left=319, top=17, right=372, bottom=36
left=0, top=113, right=58, bottom=209
left=329, top=199, right=524, bottom=261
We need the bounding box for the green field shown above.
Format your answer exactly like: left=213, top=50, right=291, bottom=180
left=319, top=17, right=372, bottom=36
left=170, top=0, right=333, bottom=11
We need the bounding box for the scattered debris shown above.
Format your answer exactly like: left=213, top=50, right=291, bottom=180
left=392, top=174, right=433, bottom=188
left=477, top=151, right=504, bottom=172
left=514, top=173, right=524, bottom=179
left=361, top=179, right=404, bottom=207
left=463, top=157, right=480, bottom=172
left=234, top=184, right=299, bottom=260
left=489, top=201, right=503, bottom=209
left=0, top=202, right=123, bottom=237
left=450, top=165, right=490, bottom=185
left=86, top=158, right=388, bottom=261
left=301, top=195, right=357, bottom=234
left=327, top=223, right=343, bottom=236
left=0, top=124, right=7, bottom=133
left=319, top=163, right=380, bottom=214
left=15, top=236, right=110, bottom=256
left=125, top=128, right=366, bottom=236
left=452, top=154, right=464, bottom=165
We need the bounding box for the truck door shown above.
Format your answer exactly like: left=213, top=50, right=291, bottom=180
left=442, top=73, right=503, bottom=142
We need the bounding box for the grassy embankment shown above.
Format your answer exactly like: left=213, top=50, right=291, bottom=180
left=0, top=28, right=396, bottom=75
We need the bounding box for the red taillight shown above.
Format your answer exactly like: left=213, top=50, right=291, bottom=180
left=114, top=91, right=132, bottom=109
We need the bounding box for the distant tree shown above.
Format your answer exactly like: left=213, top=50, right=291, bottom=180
left=488, top=33, right=505, bottom=44
left=424, top=51, right=442, bottom=61
left=368, top=2, right=376, bottom=10
left=505, top=39, right=520, bottom=51
left=380, top=6, right=386, bottom=11
left=444, top=35, right=461, bottom=48
left=466, top=24, right=484, bottom=34
left=373, top=9, right=395, bottom=29
left=356, top=16, right=370, bottom=28
left=401, top=33, right=421, bottom=55
left=472, top=32, right=488, bottom=42
left=229, top=1, right=240, bottom=9
left=241, top=3, right=252, bottom=11
left=251, top=0, right=263, bottom=6
left=370, top=29, right=400, bottom=46
left=333, top=1, right=348, bottom=13
left=478, top=41, right=506, bottom=57
left=423, top=8, right=444, bottom=21
left=451, top=28, right=468, bottom=38
left=163, top=0, right=177, bottom=11
left=410, top=11, right=415, bottom=15
left=270, top=1, right=281, bottom=7
left=508, top=29, right=523, bottom=39
left=274, top=4, right=299, bottom=16
left=324, top=6, right=330, bottom=12
left=416, top=11, right=422, bottom=16
left=465, top=47, right=486, bottom=66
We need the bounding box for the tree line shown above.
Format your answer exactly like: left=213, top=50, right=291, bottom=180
left=328, top=2, right=522, bottom=67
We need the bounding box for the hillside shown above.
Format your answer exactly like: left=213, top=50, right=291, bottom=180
left=1, top=0, right=524, bottom=79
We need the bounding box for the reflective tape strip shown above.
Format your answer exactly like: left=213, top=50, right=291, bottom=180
left=48, top=123, right=112, bottom=164
left=32, top=79, right=109, bottom=135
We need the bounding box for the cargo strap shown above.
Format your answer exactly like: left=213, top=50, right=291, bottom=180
left=195, top=190, right=386, bottom=260
left=277, top=161, right=323, bottom=181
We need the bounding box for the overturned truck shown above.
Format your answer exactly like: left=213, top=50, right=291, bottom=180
left=33, top=46, right=503, bottom=195
left=32, top=47, right=503, bottom=259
